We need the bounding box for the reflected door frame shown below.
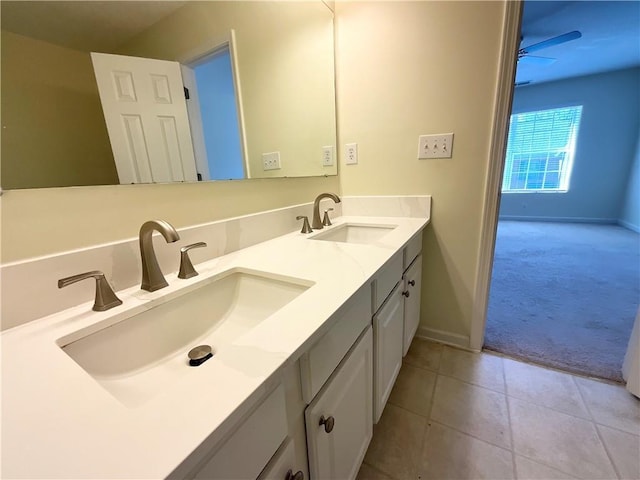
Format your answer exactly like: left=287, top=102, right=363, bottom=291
left=179, top=30, right=250, bottom=180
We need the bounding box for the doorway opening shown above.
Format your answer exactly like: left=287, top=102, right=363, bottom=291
left=184, top=45, right=245, bottom=181
left=483, top=1, right=640, bottom=382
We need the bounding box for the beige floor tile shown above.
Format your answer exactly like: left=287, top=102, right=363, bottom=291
left=514, top=456, right=577, bottom=479
left=597, top=424, right=640, bottom=480
left=356, top=462, right=395, bottom=480
left=440, top=346, right=505, bottom=392
left=430, top=375, right=511, bottom=448
left=403, top=338, right=443, bottom=372
left=575, top=376, right=640, bottom=435
left=388, top=363, right=437, bottom=417
left=509, top=397, right=617, bottom=479
left=418, top=422, right=514, bottom=479
left=364, top=403, right=427, bottom=480
left=503, top=359, right=589, bottom=418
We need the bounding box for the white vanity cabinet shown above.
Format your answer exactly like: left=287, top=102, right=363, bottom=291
left=305, top=327, right=373, bottom=480
left=371, top=232, right=423, bottom=423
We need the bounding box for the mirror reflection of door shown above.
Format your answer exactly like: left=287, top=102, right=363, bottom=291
left=183, top=45, right=246, bottom=181
left=90, top=52, right=198, bottom=184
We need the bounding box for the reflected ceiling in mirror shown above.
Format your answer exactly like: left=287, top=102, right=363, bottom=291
left=0, top=1, right=337, bottom=190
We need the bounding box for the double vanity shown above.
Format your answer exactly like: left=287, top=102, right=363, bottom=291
left=1, top=195, right=430, bottom=479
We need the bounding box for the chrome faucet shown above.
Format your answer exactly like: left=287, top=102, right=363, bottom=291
left=139, top=220, right=180, bottom=291
left=312, top=193, right=341, bottom=229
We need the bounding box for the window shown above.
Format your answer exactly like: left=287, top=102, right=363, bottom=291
left=502, top=106, right=582, bottom=192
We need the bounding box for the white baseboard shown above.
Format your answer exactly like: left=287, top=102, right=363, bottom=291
left=417, top=326, right=471, bottom=350
left=499, top=215, right=617, bottom=224
left=618, top=219, right=640, bottom=233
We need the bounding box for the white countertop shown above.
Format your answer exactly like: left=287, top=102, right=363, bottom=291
left=1, top=215, right=428, bottom=479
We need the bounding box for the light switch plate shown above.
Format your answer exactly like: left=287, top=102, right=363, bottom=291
left=418, top=133, right=454, bottom=159
left=262, top=151, right=281, bottom=170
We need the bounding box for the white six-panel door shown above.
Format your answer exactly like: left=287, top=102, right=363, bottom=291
left=91, top=52, right=197, bottom=184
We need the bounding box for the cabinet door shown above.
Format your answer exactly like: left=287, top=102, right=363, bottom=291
left=305, top=327, right=373, bottom=480
left=373, top=283, right=404, bottom=423
left=403, top=254, right=423, bottom=356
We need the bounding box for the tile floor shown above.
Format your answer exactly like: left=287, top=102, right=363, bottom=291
left=357, top=339, right=640, bottom=480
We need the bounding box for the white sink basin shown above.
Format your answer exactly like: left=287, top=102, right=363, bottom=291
left=310, top=223, right=397, bottom=244
left=59, top=269, right=312, bottom=407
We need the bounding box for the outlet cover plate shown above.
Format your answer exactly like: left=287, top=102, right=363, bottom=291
left=322, top=146, right=334, bottom=166
left=418, top=133, right=454, bottom=159
left=345, top=143, right=358, bottom=165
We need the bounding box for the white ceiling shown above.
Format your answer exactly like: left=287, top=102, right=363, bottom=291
left=516, top=0, right=640, bottom=86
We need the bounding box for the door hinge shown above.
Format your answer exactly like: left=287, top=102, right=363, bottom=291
left=184, top=87, right=190, bottom=100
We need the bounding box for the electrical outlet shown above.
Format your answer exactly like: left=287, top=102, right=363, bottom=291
left=262, top=151, right=281, bottom=171
left=322, top=146, right=334, bottom=166
left=418, top=133, right=454, bottom=159
left=345, top=143, right=358, bottom=165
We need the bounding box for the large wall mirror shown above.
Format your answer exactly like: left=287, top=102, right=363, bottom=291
left=1, top=1, right=337, bottom=190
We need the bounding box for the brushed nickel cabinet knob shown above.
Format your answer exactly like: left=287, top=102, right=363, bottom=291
left=285, top=469, right=304, bottom=480
left=319, top=415, right=335, bottom=433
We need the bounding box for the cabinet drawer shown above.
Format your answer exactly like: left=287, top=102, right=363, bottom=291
left=193, top=384, right=287, bottom=480
left=372, top=252, right=403, bottom=313
left=403, top=231, right=423, bottom=270
left=300, top=285, right=370, bottom=403
left=258, top=437, right=304, bottom=480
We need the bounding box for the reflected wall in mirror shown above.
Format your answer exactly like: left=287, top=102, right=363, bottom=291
left=0, top=1, right=337, bottom=190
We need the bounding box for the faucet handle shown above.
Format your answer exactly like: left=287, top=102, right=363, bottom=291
left=296, top=215, right=313, bottom=234
left=322, top=208, right=334, bottom=226
left=58, top=271, right=123, bottom=312
left=178, top=242, right=207, bottom=279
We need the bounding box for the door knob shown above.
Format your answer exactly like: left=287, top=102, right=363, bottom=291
left=408, top=279, right=416, bottom=286
left=402, top=290, right=410, bottom=297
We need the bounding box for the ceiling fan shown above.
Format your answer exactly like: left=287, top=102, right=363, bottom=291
left=518, top=30, right=582, bottom=65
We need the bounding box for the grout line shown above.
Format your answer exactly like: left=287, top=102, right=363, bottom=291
left=427, top=418, right=513, bottom=454
left=574, top=376, right=623, bottom=479
left=593, top=423, right=623, bottom=480
left=572, top=373, right=597, bottom=422
left=360, top=461, right=401, bottom=480
left=514, top=453, right=580, bottom=479
left=427, top=374, right=513, bottom=453
left=501, top=358, right=518, bottom=480
left=385, top=399, right=430, bottom=421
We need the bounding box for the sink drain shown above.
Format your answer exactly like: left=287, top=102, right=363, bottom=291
left=188, top=345, right=213, bottom=366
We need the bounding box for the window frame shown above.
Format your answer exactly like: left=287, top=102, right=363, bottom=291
left=501, top=105, right=583, bottom=194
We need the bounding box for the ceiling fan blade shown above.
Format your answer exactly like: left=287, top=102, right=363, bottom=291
left=522, top=30, right=582, bottom=55
left=519, top=55, right=557, bottom=66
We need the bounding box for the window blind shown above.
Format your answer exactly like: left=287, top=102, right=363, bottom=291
left=502, top=106, right=582, bottom=192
